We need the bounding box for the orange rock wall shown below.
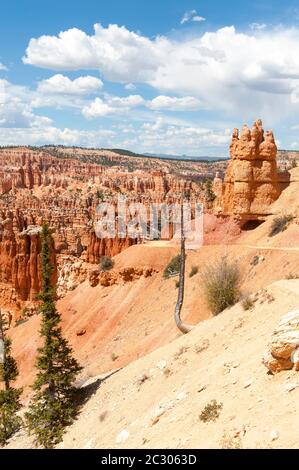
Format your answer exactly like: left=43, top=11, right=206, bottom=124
left=0, top=220, right=57, bottom=303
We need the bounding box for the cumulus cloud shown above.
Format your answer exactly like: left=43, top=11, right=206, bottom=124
left=82, top=94, right=145, bottom=118
left=0, top=63, right=8, bottom=71
left=0, top=79, right=52, bottom=128
left=23, top=24, right=164, bottom=82
left=149, top=95, right=201, bottom=111
left=82, top=93, right=203, bottom=119
left=0, top=79, right=117, bottom=145
left=0, top=78, right=86, bottom=119
left=82, top=97, right=115, bottom=118
left=22, top=23, right=299, bottom=121
left=180, top=10, right=206, bottom=25
left=37, top=74, right=103, bottom=95
left=109, top=94, right=144, bottom=107
left=0, top=78, right=231, bottom=154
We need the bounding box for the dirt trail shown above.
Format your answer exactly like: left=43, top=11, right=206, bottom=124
left=236, top=245, right=299, bottom=252
left=147, top=240, right=299, bottom=252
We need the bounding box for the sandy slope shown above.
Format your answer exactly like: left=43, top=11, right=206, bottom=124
left=8, top=212, right=299, bottom=397
left=7, top=279, right=299, bottom=449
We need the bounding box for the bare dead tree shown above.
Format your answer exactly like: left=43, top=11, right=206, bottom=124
left=174, top=196, right=194, bottom=334
left=0, top=310, right=6, bottom=371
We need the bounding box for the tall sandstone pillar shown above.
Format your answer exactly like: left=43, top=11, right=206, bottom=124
left=215, top=119, right=290, bottom=223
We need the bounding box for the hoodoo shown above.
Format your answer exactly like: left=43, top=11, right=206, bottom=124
left=214, top=120, right=290, bottom=225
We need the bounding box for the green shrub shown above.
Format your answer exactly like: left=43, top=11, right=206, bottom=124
left=199, top=400, right=223, bottom=423
left=189, top=266, right=199, bottom=278
left=163, top=255, right=181, bottom=279
left=269, top=214, right=294, bottom=237
left=201, top=256, right=240, bottom=315
left=204, top=180, right=216, bottom=203
left=96, top=190, right=105, bottom=201
left=111, top=352, right=119, bottom=362
left=14, top=318, right=28, bottom=327
left=100, top=256, right=114, bottom=272
left=241, top=296, right=254, bottom=311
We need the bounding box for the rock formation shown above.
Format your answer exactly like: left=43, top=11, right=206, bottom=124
left=0, top=221, right=57, bottom=305
left=214, top=120, right=290, bottom=223
left=263, top=310, right=299, bottom=373
left=87, top=265, right=156, bottom=288
left=0, top=147, right=206, bottom=313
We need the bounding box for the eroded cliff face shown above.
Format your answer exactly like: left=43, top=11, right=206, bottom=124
left=0, top=220, right=57, bottom=309
left=214, top=120, right=290, bottom=223
left=0, top=148, right=193, bottom=197
left=0, top=147, right=204, bottom=314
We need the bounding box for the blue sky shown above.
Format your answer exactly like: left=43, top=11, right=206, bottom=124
left=1, top=0, right=299, bottom=156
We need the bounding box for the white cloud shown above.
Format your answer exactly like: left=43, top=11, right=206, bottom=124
left=139, top=118, right=230, bottom=155
left=82, top=94, right=145, bottom=118
left=109, top=94, right=144, bottom=107
left=0, top=79, right=52, bottom=128
left=22, top=23, right=299, bottom=121
left=0, top=104, right=230, bottom=155
left=180, top=10, right=206, bottom=25
left=23, top=24, right=164, bottom=82
left=125, top=83, right=136, bottom=91
left=0, top=126, right=116, bottom=147
left=82, top=97, right=115, bottom=118
left=291, top=85, right=299, bottom=104
left=30, top=94, right=85, bottom=109
left=149, top=95, right=201, bottom=111
left=290, top=141, right=299, bottom=149
left=192, top=16, right=206, bottom=23
left=82, top=93, right=202, bottom=119
left=0, top=80, right=231, bottom=154
left=250, top=23, right=267, bottom=31
left=37, top=74, right=103, bottom=95
left=0, top=63, right=8, bottom=71
left=0, top=80, right=117, bottom=145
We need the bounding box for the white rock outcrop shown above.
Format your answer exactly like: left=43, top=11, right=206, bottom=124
left=263, top=310, right=299, bottom=373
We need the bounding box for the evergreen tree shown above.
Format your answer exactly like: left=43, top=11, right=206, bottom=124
left=204, top=179, right=216, bottom=204
left=0, top=310, right=23, bottom=446
left=25, top=223, right=82, bottom=448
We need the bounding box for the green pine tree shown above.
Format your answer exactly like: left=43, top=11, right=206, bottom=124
left=25, top=223, right=82, bottom=448
left=204, top=179, right=216, bottom=204
left=0, top=310, right=23, bottom=446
